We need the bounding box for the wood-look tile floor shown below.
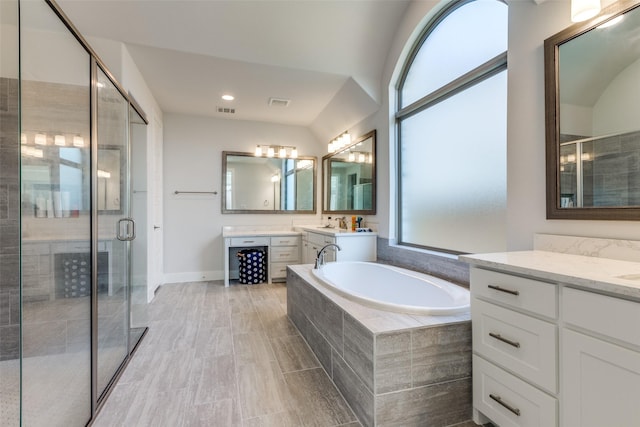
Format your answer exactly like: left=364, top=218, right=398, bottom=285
left=93, top=281, right=361, bottom=427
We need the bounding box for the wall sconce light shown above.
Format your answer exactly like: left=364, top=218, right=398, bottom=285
left=571, top=0, right=601, bottom=22
left=54, top=134, right=66, bottom=147
left=255, top=145, right=298, bottom=159
left=34, top=133, right=47, bottom=146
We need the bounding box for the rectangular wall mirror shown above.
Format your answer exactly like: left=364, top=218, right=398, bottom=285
left=222, top=151, right=316, bottom=213
left=545, top=0, right=640, bottom=219
left=322, top=130, right=376, bottom=215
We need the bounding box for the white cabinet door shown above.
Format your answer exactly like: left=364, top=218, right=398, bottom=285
left=562, top=329, right=640, bottom=427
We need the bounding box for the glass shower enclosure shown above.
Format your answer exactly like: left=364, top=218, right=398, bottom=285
left=0, top=1, right=148, bottom=425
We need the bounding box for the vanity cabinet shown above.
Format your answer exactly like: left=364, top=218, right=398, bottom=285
left=470, top=265, right=640, bottom=427
left=471, top=268, right=558, bottom=427
left=270, top=236, right=301, bottom=281
left=301, top=230, right=377, bottom=264
left=561, top=288, right=640, bottom=427
left=223, top=232, right=301, bottom=286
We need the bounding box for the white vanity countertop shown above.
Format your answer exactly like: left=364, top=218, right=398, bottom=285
left=460, top=250, right=640, bottom=300
left=222, top=229, right=301, bottom=238
left=296, top=225, right=378, bottom=237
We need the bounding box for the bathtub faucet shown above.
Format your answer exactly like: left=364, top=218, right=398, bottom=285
left=314, top=243, right=341, bottom=269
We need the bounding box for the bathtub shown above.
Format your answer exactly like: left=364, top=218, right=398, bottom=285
left=311, top=261, right=470, bottom=315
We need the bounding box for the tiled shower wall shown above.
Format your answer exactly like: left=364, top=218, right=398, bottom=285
left=561, top=130, right=640, bottom=207
left=0, top=77, right=20, bottom=361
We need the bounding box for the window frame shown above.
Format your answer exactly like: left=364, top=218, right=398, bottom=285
left=395, top=0, right=508, bottom=254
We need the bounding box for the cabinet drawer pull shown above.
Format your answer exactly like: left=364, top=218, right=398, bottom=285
left=489, top=394, right=521, bottom=416
left=488, top=284, right=519, bottom=296
left=243, top=240, right=255, bottom=244
left=489, top=332, right=521, bottom=348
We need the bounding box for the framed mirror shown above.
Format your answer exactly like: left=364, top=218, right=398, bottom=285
left=322, top=130, right=376, bottom=215
left=545, top=0, right=640, bottom=219
left=222, top=151, right=316, bottom=213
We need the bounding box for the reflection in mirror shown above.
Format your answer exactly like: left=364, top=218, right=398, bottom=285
left=97, top=147, right=122, bottom=212
left=323, top=130, right=376, bottom=214
left=545, top=0, right=640, bottom=219
left=222, top=152, right=316, bottom=213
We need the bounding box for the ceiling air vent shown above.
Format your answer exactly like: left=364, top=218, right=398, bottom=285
left=217, top=106, right=235, bottom=114
left=268, top=97, right=290, bottom=107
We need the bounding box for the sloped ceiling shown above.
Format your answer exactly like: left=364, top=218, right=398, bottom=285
left=56, top=0, right=411, bottom=137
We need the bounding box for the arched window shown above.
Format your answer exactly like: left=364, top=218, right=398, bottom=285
left=396, top=0, right=508, bottom=254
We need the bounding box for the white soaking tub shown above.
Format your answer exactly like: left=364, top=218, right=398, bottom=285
left=311, top=261, right=470, bottom=315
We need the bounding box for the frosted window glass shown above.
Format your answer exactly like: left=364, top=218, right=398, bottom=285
left=400, top=71, right=507, bottom=253
left=401, top=0, right=507, bottom=108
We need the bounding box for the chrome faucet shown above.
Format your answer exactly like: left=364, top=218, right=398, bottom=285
left=314, top=243, right=341, bottom=269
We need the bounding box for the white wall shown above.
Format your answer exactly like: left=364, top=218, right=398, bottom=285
left=371, top=0, right=640, bottom=253
left=163, top=0, right=640, bottom=281
left=87, top=37, right=165, bottom=301
left=162, top=114, right=324, bottom=283
left=593, top=57, right=640, bottom=135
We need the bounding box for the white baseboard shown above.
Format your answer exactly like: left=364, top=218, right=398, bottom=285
left=163, top=270, right=224, bottom=285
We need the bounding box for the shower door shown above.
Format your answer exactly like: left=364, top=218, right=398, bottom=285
left=95, top=66, right=133, bottom=400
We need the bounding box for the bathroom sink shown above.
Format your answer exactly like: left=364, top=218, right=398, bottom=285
left=614, top=273, right=640, bottom=281
left=317, top=225, right=336, bottom=229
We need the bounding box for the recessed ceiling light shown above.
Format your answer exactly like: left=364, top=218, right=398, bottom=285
left=221, top=94, right=234, bottom=101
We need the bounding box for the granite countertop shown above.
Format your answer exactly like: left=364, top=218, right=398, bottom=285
left=296, top=225, right=378, bottom=237
left=460, top=250, right=640, bottom=300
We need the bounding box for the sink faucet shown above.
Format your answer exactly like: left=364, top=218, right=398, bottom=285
left=314, top=243, right=341, bottom=269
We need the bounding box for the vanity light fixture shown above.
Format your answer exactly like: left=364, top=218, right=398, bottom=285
left=54, top=134, right=66, bottom=147
left=571, top=0, right=601, bottom=22
left=221, top=94, right=235, bottom=101
left=34, top=133, right=47, bottom=146
left=73, top=136, right=85, bottom=147
left=328, top=131, right=351, bottom=153
left=254, top=145, right=299, bottom=159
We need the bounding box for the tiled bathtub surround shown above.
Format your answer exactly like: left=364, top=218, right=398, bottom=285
left=376, top=237, right=470, bottom=288
left=287, top=265, right=472, bottom=427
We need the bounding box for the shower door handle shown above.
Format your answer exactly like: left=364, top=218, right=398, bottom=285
left=117, top=218, right=136, bottom=241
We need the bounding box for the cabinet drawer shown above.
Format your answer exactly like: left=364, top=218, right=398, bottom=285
left=270, top=236, right=300, bottom=247
left=271, top=262, right=290, bottom=279
left=563, top=287, right=640, bottom=347
left=472, top=268, right=557, bottom=319
left=307, top=232, right=334, bottom=247
left=473, top=355, right=557, bottom=427
left=229, top=237, right=269, bottom=247
left=22, top=243, right=50, bottom=255
left=473, top=298, right=557, bottom=393
left=271, top=246, right=300, bottom=262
